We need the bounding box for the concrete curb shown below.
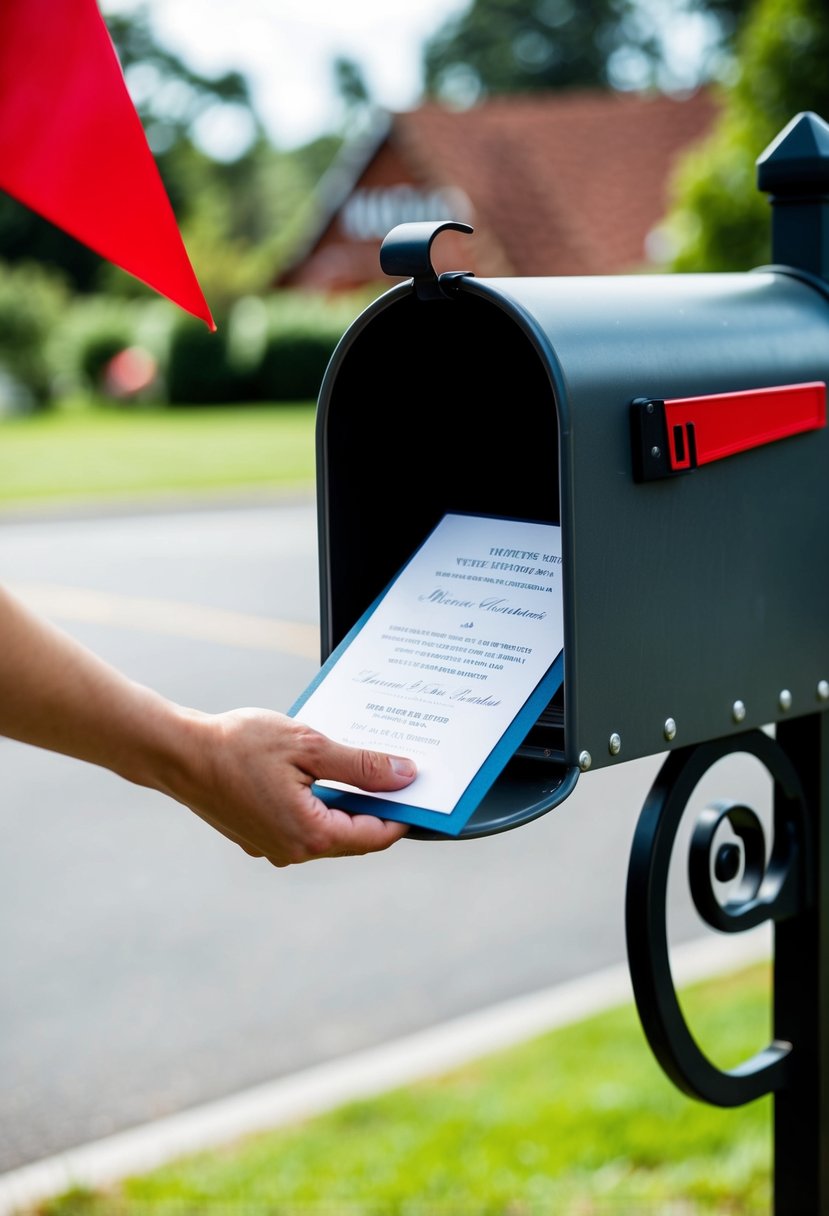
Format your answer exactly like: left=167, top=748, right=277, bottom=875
left=0, top=928, right=771, bottom=1216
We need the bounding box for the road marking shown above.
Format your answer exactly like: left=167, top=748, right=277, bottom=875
left=4, top=582, right=320, bottom=659
left=0, top=928, right=771, bottom=1215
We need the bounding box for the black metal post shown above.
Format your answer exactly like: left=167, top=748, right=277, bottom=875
left=757, top=111, right=829, bottom=282
left=772, top=713, right=829, bottom=1211
left=623, top=725, right=822, bottom=1213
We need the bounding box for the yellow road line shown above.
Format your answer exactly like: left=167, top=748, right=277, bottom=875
left=5, top=581, right=320, bottom=659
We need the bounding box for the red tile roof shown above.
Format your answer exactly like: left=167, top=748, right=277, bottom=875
left=278, top=88, right=720, bottom=288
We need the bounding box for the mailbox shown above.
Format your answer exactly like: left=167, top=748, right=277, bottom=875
left=313, top=112, right=829, bottom=840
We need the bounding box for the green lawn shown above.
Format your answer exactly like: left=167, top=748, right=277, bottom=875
left=0, top=402, right=317, bottom=505
left=39, top=962, right=774, bottom=1216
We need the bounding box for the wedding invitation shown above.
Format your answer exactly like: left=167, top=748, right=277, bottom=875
left=288, top=512, right=565, bottom=836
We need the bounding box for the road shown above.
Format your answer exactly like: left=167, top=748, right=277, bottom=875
left=0, top=497, right=774, bottom=1172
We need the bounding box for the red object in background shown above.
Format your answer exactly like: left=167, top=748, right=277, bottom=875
left=0, top=0, right=214, bottom=330
left=103, top=346, right=158, bottom=399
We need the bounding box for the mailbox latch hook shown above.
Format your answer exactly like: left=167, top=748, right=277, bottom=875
left=379, top=220, right=474, bottom=301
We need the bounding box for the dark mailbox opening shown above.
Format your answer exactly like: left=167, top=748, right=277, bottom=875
left=317, top=287, right=575, bottom=839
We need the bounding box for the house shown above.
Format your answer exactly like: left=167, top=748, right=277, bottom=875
left=276, top=87, right=720, bottom=292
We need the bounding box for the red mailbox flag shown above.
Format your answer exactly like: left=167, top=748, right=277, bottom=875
left=0, top=0, right=215, bottom=330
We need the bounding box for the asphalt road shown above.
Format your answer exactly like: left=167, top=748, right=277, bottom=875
left=0, top=497, right=775, bottom=1172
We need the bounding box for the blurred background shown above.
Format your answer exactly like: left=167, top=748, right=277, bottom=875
left=1, top=0, right=826, bottom=422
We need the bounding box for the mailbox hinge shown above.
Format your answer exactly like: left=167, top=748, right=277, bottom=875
left=630, top=381, right=827, bottom=483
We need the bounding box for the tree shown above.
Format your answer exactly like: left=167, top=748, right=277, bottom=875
left=664, top=0, right=829, bottom=272
left=333, top=56, right=371, bottom=122
left=422, top=0, right=753, bottom=105
left=104, top=5, right=261, bottom=185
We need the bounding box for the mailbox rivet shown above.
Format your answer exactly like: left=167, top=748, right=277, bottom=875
left=818, top=679, right=829, bottom=702
left=608, top=732, right=622, bottom=756
left=732, top=699, right=747, bottom=723
left=664, top=717, right=677, bottom=741
left=650, top=445, right=661, bottom=458
left=646, top=402, right=655, bottom=414
left=779, top=689, right=793, bottom=712
left=578, top=750, right=592, bottom=772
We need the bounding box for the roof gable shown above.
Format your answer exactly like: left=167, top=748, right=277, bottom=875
left=278, top=88, right=720, bottom=288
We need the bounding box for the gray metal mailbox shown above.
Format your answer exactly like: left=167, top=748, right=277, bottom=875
left=313, top=111, right=829, bottom=841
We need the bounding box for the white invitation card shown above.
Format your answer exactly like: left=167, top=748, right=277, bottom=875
left=289, top=512, right=565, bottom=836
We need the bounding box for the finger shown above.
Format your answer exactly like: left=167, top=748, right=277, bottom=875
left=312, top=740, right=417, bottom=792
left=316, top=808, right=411, bottom=857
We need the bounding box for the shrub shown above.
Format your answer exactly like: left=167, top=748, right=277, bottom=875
left=229, top=288, right=376, bottom=403
left=0, top=259, right=68, bottom=408
left=165, top=314, right=242, bottom=405
left=35, top=286, right=381, bottom=408
left=48, top=295, right=177, bottom=401
left=80, top=331, right=134, bottom=389
left=252, top=325, right=341, bottom=401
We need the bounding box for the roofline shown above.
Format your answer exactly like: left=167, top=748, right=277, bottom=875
left=276, top=108, right=393, bottom=283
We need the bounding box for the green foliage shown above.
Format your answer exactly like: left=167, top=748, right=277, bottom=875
left=290, top=132, right=344, bottom=188
left=165, top=316, right=236, bottom=405
left=245, top=290, right=375, bottom=402
left=163, top=289, right=373, bottom=406
left=104, top=2, right=258, bottom=163
left=334, top=55, right=372, bottom=112
left=23, top=286, right=375, bottom=410
left=665, top=0, right=829, bottom=272
left=0, top=259, right=68, bottom=409
left=425, top=0, right=630, bottom=100
left=163, top=139, right=329, bottom=313
left=47, top=295, right=175, bottom=398
left=252, top=328, right=339, bottom=402
left=0, top=198, right=104, bottom=294
left=423, top=0, right=753, bottom=103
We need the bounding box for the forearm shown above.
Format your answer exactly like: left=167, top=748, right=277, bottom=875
left=0, top=583, right=415, bottom=864
left=0, top=584, right=197, bottom=792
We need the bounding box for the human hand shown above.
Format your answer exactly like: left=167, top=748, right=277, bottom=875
left=0, top=584, right=416, bottom=867
left=165, top=707, right=416, bottom=867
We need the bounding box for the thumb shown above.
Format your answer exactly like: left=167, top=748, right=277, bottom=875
left=317, top=740, right=417, bottom=793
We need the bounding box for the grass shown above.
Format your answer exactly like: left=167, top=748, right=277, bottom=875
left=35, top=962, right=774, bottom=1216
left=0, top=401, right=317, bottom=505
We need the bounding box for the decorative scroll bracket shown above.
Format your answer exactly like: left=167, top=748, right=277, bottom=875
left=625, top=729, right=812, bottom=1108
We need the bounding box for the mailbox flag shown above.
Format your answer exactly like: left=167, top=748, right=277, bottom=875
left=0, top=0, right=215, bottom=330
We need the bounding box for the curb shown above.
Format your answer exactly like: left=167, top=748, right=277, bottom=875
left=0, top=928, right=771, bottom=1216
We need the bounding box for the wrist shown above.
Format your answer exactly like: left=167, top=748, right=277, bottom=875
left=117, top=686, right=214, bottom=804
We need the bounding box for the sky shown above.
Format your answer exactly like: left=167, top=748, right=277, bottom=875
left=100, top=0, right=472, bottom=151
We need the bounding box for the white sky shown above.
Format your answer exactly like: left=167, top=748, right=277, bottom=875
left=100, top=0, right=472, bottom=150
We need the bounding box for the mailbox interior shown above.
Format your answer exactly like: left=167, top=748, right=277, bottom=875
left=317, top=285, right=578, bottom=838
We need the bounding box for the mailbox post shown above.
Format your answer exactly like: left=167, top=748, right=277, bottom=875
left=627, top=111, right=829, bottom=1216
left=313, top=111, right=829, bottom=1212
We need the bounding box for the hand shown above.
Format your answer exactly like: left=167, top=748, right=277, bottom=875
left=166, top=707, right=416, bottom=867
left=0, top=583, right=415, bottom=868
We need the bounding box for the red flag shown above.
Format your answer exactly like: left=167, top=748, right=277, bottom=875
left=0, top=0, right=215, bottom=329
